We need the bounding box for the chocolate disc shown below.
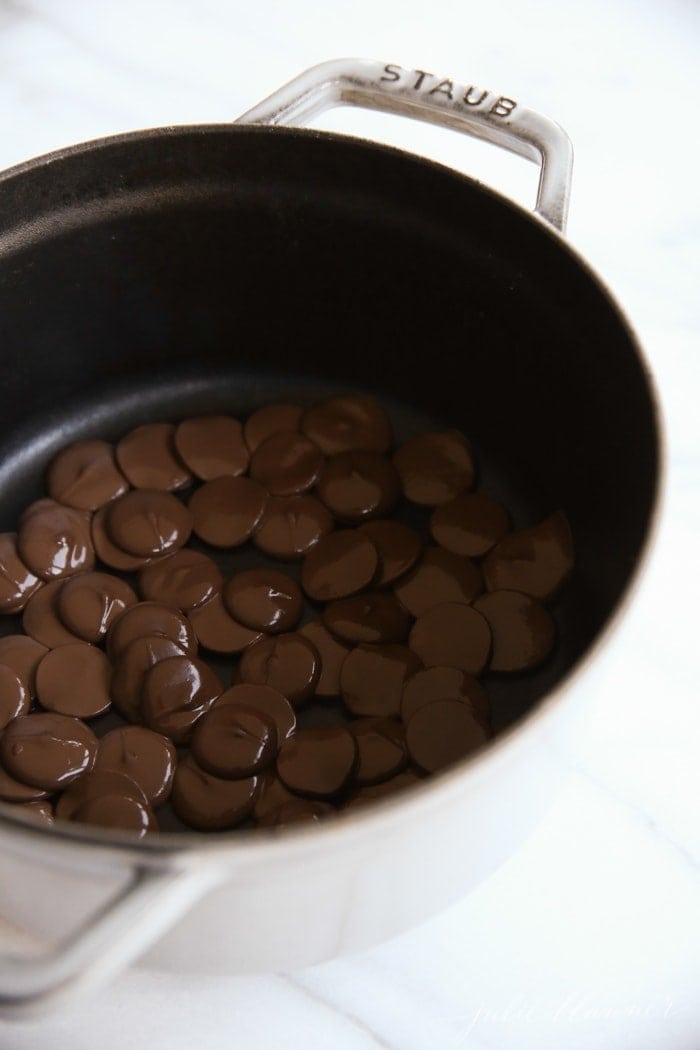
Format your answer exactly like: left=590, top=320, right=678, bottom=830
left=239, top=633, right=320, bottom=706
left=171, top=754, right=259, bottom=830
left=430, top=492, right=510, bottom=557
left=298, top=621, right=350, bottom=697
left=301, top=530, right=378, bottom=601
left=18, top=501, right=94, bottom=581
left=472, top=590, right=556, bottom=671
left=401, top=666, right=489, bottom=727
left=252, top=770, right=296, bottom=820
left=0, top=759, right=50, bottom=802
left=116, top=422, right=192, bottom=491
left=253, top=494, right=334, bottom=560
left=301, top=395, right=392, bottom=455
left=249, top=430, right=324, bottom=496
left=138, top=549, right=222, bottom=611
left=35, top=643, right=112, bottom=719
left=214, top=683, right=296, bottom=742
left=110, top=635, right=187, bottom=723
left=46, top=440, right=129, bottom=511
left=72, top=793, right=157, bottom=836
left=22, top=579, right=84, bottom=649
left=0, top=635, right=48, bottom=697
left=107, top=601, right=197, bottom=661
left=56, top=767, right=149, bottom=820
left=57, top=571, right=137, bottom=643
left=244, top=403, right=302, bottom=452
left=357, top=520, right=421, bottom=585
left=0, top=666, right=29, bottom=730
left=106, top=490, right=192, bottom=557
left=187, top=593, right=262, bottom=654
left=95, top=726, right=177, bottom=807
left=349, top=718, right=408, bottom=786
left=482, top=511, right=574, bottom=601
left=323, top=592, right=411, bottom=645
left=340, top=643, right=422, bottom=718
left=0, top=533, right=43, bottom=612
left=409, top=602, right=491, bottom=675
left=174, top=415, right=249, bottom=480
left=394, top=547, right=482, bottom=617
left=393, top=430, right=475, bottom=505
left=316, top=451, right=401, bottom=522
left=91, top=505, right=154, bottom=571
left=277, top=726, right=358, bottom=799
left=141, top=655, right=222, bottom=744
left=405, top=699, right=488, bottom=773
left=0, top=712, right=97, bottom=791
left=192, top=703, right=276, bottom=779
left=189, top=475, right=268, bottom=548
left=224, top=570, right=302, bottom=633
left=257, top=799, right=334, bottom=827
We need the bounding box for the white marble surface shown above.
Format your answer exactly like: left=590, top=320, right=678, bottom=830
left=0, top=0, right=698, bottom=1046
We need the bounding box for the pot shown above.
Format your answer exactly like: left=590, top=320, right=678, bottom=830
left=0, top=59, right=661, bottom=1017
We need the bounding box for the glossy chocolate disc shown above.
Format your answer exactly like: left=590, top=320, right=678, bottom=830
left=253, top=495, right=334, bottom=560
left=349, top=718, right=408, bottom=786
left=22, top=579, right=84, bottom=649
left=0, top=666, right=29, bottom=730
left=46, top=440, right=129, bottom=511
left=301, top=530, right=378, bottom=602
left=405, top=699, right=488, bottom=773
left=0, top=712, right=97, bottom=791
left=187, top=593, right=262, bottom=654
left=316, top=451, right=400, bottom=522
left=35, top=643, right=112, bottom=719
left=174, top=415, right=249, bottom=480
left=91, top=505, right=154, bottom=571
left=141, top=655, right=222, bottom=744
left=57, top=571, right=137, bottom=643
left=95, top=726, right=177, bottom=807
left=429, top=492, right=510, bottom=557
left=0, top=533, right=43, bottom=612
left=107, top=601, right=197, bottom=661
left=409, top=602, right=491, bottom=675
left=394, top=547, right=482, bottom=617
left=340, top=643, right=422, bottom=718
left=323, top=592, right=411, bottom=645
left=277, top=726, right=358, bottom=799
left=482, top=511, right=574, bottom=601
left=393, top=430, right=475, bottom=505
left=192, top=703, right=276, bottom=779
left=214, top=683, right=296, bottom=742
left=56, top=767, right=149, bottom=820
left=249, top=430, right=324, bottom=496
left=110, top=635, right=187, bottom=724
left=138, top=549, right=222, bottom=611
left=472, top=589, right=556, bottom=671
left=0, top=759, right=51, bottom=802
left=239, top=633, right=320, bottom=706
left=251, top=770, right=296, bottom=821
left=0, top=635, right=48, bottom=697
left=357, top=520, right=421, bottom=585
left=298, top=621, right=351, bottom=697
left=224, top=570, right=302, bottom=633
left=72, top=793, right=157, bottom=836
left=18, top=501, right=94, bottom=581
left=106, top=490, right=192, bottom=557
left=116, top=422, right=192, bottom=491
left=244, top=403, right=302, bottom=452
left=171, top=754, right=258, bottom=830
left=189, top=475, right=268, bottom=548
left=301, top=395, right=392, bottom=455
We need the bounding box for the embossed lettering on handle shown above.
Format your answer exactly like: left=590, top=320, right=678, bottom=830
left=237, top=58, right=573, bottom=232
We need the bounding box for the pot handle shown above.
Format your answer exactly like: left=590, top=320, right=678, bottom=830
left=0, top=851, right=222, bottom=1018
left=237, top=58, right=573, bottom=233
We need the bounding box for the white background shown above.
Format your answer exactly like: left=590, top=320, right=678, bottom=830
left=0, top=1, right=698, bottom=1047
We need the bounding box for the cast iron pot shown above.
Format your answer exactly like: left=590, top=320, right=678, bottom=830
left=0, top=60, right=661, bottom=1016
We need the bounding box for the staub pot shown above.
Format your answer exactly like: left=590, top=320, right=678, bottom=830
left=0, top=60, right=661, bottom=1016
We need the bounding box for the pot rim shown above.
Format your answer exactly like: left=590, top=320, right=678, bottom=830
left=0, top=122, right=667, bottom=867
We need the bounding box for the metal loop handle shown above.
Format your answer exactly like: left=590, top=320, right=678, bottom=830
left=237, top=58, right=573, bottom=232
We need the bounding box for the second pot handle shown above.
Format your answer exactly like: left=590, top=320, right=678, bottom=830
left=237, top=58, right=573, bottom=233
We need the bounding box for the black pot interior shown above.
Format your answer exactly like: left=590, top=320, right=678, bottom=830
left=0, top=125, right=659, bottom=761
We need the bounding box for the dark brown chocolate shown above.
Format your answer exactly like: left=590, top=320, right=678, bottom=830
left=349, top=718, right=408, bottom=786
left=277, top=726, right=358, bottom=799
left=110, top=635, right=186, bottom=723
left=72, top=793, right=157, bottom=836
left=357, top=520, right=421, bottom=585
left=394, top=547, right=482, bottom=617
left=0, top=635, right=48, bottom=697
left=0, top=712, right=97, bottom=791
left=430, top=492, right=510, bottom=557
left=301, top=530, right=378, bottom=601
left=340, top=643, right=422, bottom=718
left=57, top=571, right=137, bottom=643
left=224, top=569, right=302, bottom=633
left=405, top=698, right=488, bottom=773
left=239, top=633, right=320, bottom=706
left=323, top=592, right=411, bottom=645
left=106, top=490, right=193, bottom=558
left=192, top=703, right=276, bottom=779
left=251, top=770, right=296, bottom=820
left=7, top=799, right=54, bottom=825
left=107, top=601, right=197, bottom=661
left=393, top=430, right=475, bottom=505
left=22, top=579, right=83, bottom=649
left=482, top=511, right=574, bottom=601
left=138, top=549, right=223, bottom=611
left=189, top=475, right=268, bottom=548
left=401, top=666, right=489, bottom=727
left=35, top=643, right=112, bottom=719
left=46, top=439, right=129, bottom=511
left=0, top=758, right=51, bottom=802
left=301, top=395, right=392, bottom=455
left=244, top=403, right=302, bottom=452
left=141, top=655, right=222, bottom=744
left=409, top=602, right=491, bottom=674
left=215, top=683, right=296, bottom=742
left=187, top=593, right=262, bottom=654
left=95, top=726, right=177, bottom=807
left=298, top=621, right=351, bottom=697
left=56, top=767, right=149, bottom=820
left=171, top=754, right=259, bottom=830
left=252, top=494, right=334, bottom=560
left=249, top=430, right=324, bottom=496
left=18, top=501, right=95, bottom=581
left=0, top=533, right=43, bottom=612
left=316, top=451, right=400, bottom=522
left=0, top=665, right=29, bottom=730
left=473, top=589, right=556, bottom=671
left=174, top=415, right=249, bottom=480
left=91, top=505, right=154, bottom=571
left=116, top=422, right=192, bottom=491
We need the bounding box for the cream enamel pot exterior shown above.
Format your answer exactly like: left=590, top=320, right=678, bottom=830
left=0, top=59, right=662, bottom=1016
